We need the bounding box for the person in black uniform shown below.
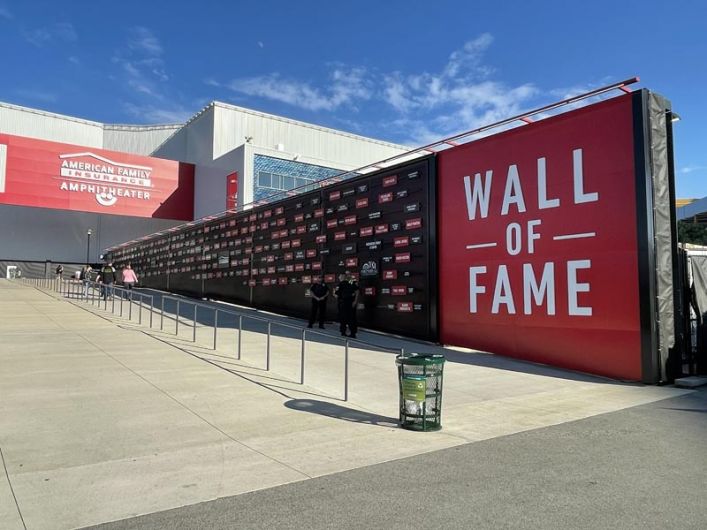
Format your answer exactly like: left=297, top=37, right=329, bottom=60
left=98, top=262, right=116, bottom=300
left=307, top=279, right=329, bottom=329
left=334, top=272, right=359, bottom=339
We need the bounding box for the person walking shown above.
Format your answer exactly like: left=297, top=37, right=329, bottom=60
left=307, top=278, right=329, bottom=329
left=334, top=272, right=359, bottom=339
left=79, top=265, right=91, bottom=299
left=55, top=264, right=64, bottom=280
left=122, top=264, right=138, bottom=291
left=98, top=262, right=116, bottom=300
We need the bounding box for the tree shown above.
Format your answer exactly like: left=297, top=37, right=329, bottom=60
left=678, top=221, right=707, bottom=245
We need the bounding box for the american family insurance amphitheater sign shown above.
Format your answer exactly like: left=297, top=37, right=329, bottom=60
left=0, top=134, right=194, bottom=220
left=438, top=92, right=675, bottom=382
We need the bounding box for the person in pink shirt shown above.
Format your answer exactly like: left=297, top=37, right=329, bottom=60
left=122, top=263, right=138, bottom=291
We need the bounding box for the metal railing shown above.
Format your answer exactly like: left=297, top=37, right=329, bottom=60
left=16, top=277, right=404, bottom=401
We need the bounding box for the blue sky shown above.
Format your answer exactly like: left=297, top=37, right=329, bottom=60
left=0, top=0, right=705, bottom=197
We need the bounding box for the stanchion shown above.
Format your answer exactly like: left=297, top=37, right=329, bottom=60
left=237, top=315, right=242, bottom=359
left=176, top=300, right=180, bottom=335
left=266, top=322, right=271, bottom=371
left=160, top=296, right=164, bottom=330
left=344, top=340, right=349, bottom=401
left=192, top=304, right=197, bottom=342
left=138, top=296, right=143, bottom=325
left=128, top=292, right=133, bottom=321
left=300, top=329, right=306, bottom=384
left=148, top=296, right=154, bottom=328
left=213, top=310, right=218, bottom=350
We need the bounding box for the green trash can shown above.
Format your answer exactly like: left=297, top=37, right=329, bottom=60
left=396, top=353, right=445, bottom=431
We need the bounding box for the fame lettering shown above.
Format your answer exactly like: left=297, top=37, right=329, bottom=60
left=378, top=192, right=393, bottom=204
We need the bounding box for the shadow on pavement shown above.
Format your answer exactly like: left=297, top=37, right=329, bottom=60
left=284, top=398, right=399, bottom=427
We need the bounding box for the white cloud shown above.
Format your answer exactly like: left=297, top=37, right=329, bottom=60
left=227, top=67, right=371, bottom=112
left=681, top=166, right=707, bottom=174
left=128, top=26, right=163, bottom=57
left=23, top=22, right=77, bottom=47
left=15, top=88, right=57, bottom=103
left=113, top=27, right=168, bottom=100
left=0, top=6, right=13, bottom=19
left=257, top=41, right=264, bottom=48
left=123, top=103, right=192, bottom=123
left=68, top=56, right=80, bottom=65
left=379, top=35, right=538, bottom=142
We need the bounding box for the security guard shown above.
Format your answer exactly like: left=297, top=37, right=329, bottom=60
left=334, top=272, right=359, bottom=339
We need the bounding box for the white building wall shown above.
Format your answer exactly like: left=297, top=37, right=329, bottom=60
left=193, top=146, right=245, bottom=219
left=212, top=103, right=409, bottom=168
left=103, top=125, right=182, bottom=156
left=151, top=106, right=214, bottom=163
left=0, top=102, right=103, bottom=147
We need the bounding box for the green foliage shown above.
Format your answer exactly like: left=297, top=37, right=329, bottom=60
left=678, top=221, right=707, bottom=245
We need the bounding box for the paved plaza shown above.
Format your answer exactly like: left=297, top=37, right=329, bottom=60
left=0, top=280, right=700, bottom=529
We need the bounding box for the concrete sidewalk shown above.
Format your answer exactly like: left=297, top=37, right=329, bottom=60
left=0, top=280, right=691, bottom=529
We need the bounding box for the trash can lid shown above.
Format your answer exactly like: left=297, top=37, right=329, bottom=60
left=395, top=352, right=445, bottom=366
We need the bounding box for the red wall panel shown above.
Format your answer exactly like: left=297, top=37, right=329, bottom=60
left=437, top=94, right=643, bottom=380
left=0, top=134, right=194, bottom=220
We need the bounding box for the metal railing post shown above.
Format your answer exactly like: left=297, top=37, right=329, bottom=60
left=237, top=315, right=242, bottom=359
left=138, top=295, right=143, bottom=325
left=300, top=329, right=306, bottom=384
left=192, top=304, right=197, bottom=342
left=160, top=296, right=164, bottom=330
left=112, top=290, right=116, bottom=313
left=120, top=293, right=124, bottom=316
left=149, top=296, right=154, bottom=328
left=266, top=322, right=271, bottom=370
left=344, top=340, right=350, bottom=402
left=176, top=300, right=180, bottom=335
left=213, top=310, right=218, bottom=350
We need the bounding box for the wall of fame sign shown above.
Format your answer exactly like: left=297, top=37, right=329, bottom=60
left=108, top=157, right=437, bottom=340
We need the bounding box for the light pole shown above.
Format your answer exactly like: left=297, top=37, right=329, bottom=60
left=86, top=229, right=92, bottom=264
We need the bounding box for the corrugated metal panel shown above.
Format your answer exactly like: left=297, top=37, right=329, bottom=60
left=212, top=104, right=409, bottom=168
left=152, top=107, right=214, bottom=163
left=103, top=125, right=182, bottom=156
left=0, top=103, right=103, bottom=147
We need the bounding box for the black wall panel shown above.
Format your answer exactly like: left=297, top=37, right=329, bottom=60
left=108, top=156, right=437, bottom=340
